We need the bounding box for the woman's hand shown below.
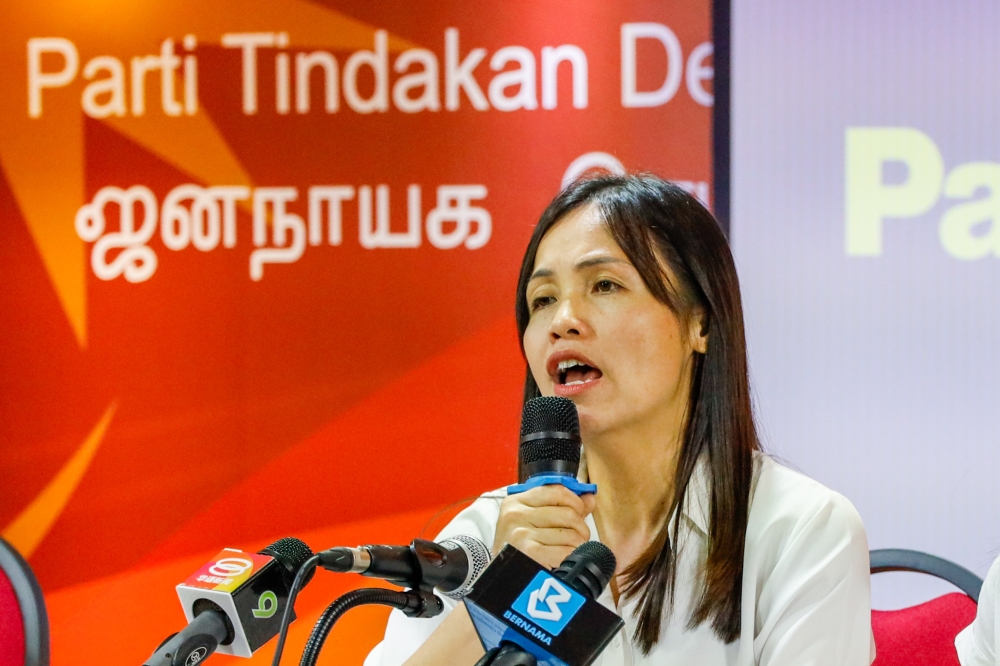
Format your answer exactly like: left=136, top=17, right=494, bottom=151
left=493, top=485, right=598, bottom=569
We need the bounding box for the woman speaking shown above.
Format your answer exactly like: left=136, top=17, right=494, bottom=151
left=365, top=175, right=874, bottom=665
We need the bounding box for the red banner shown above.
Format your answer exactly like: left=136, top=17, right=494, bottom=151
left=0, top=1, right=710, bottom=662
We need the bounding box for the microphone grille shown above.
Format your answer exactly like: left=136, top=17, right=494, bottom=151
left=260, top=537, right=314, bottom=573
left=520, top=437, right=581, bottom=465
left=519, top=397, right=581, bottom=466
left=520, top=397, right=579, bottom=437
left=439, top=535, right=491, bottom=600
left=573, top=541, right=617, bottom=581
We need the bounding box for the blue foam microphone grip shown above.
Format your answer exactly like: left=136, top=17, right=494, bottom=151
left=507, top=475, right=596, bottom=496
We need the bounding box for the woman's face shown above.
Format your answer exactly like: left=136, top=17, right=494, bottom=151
left=523, top=204, right=704, bottom=438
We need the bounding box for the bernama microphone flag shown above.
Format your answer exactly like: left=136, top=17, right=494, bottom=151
left=464, top=544, right=624, bottom=666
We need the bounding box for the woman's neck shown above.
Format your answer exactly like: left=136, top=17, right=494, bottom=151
left=584, top=407, right=685, bottom=576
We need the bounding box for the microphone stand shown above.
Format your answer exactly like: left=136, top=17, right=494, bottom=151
left=298, top=587, right=442, bottom=666
left=474, top=643, right=538, bottom=666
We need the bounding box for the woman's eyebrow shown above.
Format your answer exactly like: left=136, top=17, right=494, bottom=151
left=529, top=256, right=629, bottom=282
left=575, top=256, right=630, bottom=270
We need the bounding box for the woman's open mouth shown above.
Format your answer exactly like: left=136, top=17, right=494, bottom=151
left=557, top=359, right=603, bottom=386
left=547, top=353, right=604, bottom=396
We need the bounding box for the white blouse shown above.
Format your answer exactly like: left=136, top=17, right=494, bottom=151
left=365, top=454, right=875, bottom=666
left=956, top=554, right=1000, bottom=665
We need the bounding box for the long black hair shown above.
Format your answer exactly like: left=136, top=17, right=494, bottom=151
left=514, top=174, right=759, bottom=651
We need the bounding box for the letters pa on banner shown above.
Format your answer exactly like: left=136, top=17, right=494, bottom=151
left=74, top=183, right=491, bottom=282
left=845, top=127, right=1000, bottom=261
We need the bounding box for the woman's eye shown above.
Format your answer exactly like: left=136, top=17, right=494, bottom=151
left=594, top=279, right=620, bottom=293
left=530, top=296, right=556, bottom=312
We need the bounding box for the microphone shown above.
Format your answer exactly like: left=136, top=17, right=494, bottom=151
left=318, top=534, right=491, bottom=599
left=465, top=542, right=623, bottom=666
left=508, top=397, right=596, bottom=496
left=144, top=537, right=314, bottom=665
left=551, top=542, right=618, bottom=601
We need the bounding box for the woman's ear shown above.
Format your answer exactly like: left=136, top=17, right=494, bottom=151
left=688, top=308, right=709, bottom=354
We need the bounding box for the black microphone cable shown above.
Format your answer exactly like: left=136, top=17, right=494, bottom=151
left=270, top=553, right=320, bottom=666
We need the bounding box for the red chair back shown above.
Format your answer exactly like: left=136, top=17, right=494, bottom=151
left=0, top=561, right=26, bottom=666
left=0, top=538, right=48, bottom=666
left=871, top=592, right=978, bottom=666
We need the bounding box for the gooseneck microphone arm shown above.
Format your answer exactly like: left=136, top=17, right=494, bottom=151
left=298, top=587, right=442, bottom=666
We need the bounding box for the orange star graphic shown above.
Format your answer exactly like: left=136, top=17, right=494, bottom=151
left=0, top=0, right=416, bottom=347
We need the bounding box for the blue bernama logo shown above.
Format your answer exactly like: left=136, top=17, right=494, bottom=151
left=510, top=571, right=585, bottom=637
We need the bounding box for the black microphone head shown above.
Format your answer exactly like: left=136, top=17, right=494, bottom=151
left=520, top=396, right=579, bottom=437
left=519, top=397, right=581, bottom=479
left=260, top=537, right=314, bottom=585
left=553, top=541, right=617, bottom=600
left=571, top=542, right=617, bottom=581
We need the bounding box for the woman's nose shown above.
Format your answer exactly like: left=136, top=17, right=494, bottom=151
left=550, top=297, right=588, bottom=340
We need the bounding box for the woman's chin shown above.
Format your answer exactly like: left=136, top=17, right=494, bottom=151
left=576, top=405, right=620, bottom=439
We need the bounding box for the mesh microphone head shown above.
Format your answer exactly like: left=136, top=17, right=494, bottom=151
left=519, top=397, right=581, bottom=478
left=520, top=396, right=580, bottom=437
left=571, top=542, right=617, bottom=581
left=438, top=535, right=492, bottom=600
left=553, top=541, right=617, bottom=600
left=520, top=438, right=580, bottom=467
left=260, top=536, right=314, bottom=585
